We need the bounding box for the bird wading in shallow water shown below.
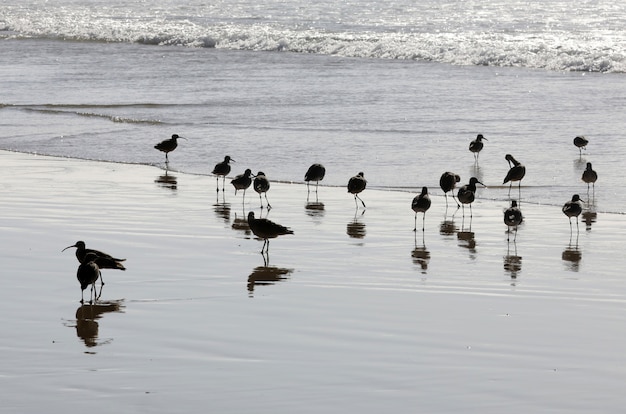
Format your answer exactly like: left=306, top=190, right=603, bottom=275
left=411, top=186, right=431, bottom=232
left=347, top=172, right=367, bottom=209
left=231, top=168, right=253, bottom=202
left=469, top=134, right=487, bottom=162
left=582, top=162, right=597, bottom=195
left=76, top=252, right=101, bottom=304
left=503, top=154, right=526, bottom=198
left=439, top=172, right=461, bottom=208
left=304, top=163, right=326, bottom=197
left=457, top=177, right=484, bottom=218
left=212, top=155, right=234, bottom=192
left=504, top=200, right=523, bottom=241
left=247, top=211, right=293, bottom=253
left=62, top=241, right=125, bottom=286
left=573, top=136, right=589, bottom=156
left=253, top=171, right=271, bottom=209
left=154, top=134, right=186, bottom=163
left=562, top=194, right=583, bottom=234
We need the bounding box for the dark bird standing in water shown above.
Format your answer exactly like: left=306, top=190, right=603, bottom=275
left=77, top=252, right=101, bottom=304
left=504, top=200, right=523, bottom=241
left=503, top=154, right=526, bottom=197
left=231, top=169, right=254, bottom=201
left=563, top=194, right=584, bottom=234
left=581, top=162, right=597, bottom=193
left=304, top=163, right=326, bottom=196
left=573, top=136, right=589, bottom=156
left=457, top=177, right=484, bottom=217
left=154, top=134, right=186, bottom=163
left=63, top=241, right=126, bottom=286
left=439, top=172, right=461, bottom=208
left=348, top=172, right=367, bottom=209
left=411, top=186, right=431, bottom=232
left=253, top=171, right=271, bottom=209
left=247, top=211, right=293, bottom=253
left=469, top=134, right=487, bottom=161
left=212, top=155, right=234, bottom=192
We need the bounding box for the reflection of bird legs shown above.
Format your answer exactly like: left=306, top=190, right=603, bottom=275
left=262, top=249, right=269, bottom=266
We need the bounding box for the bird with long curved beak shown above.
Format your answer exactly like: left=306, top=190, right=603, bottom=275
left=63, top=241, right=126, bottom=286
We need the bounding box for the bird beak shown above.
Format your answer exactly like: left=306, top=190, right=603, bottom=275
left=477, top=180, right=487, bottom=188
left=62, top=244, right=76, bottom=252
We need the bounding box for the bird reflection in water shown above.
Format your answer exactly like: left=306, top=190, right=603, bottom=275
left=562, top=243, right=582, bottom=272
left=504, top=240, right=522, bottom=280
left=213, top=192, right=231, bottom=225
left=582, top=210, right=597, bottom=232
left=439, top=216, right=458, bottom=237
left=347, top=210, right=366, bottom=239
left=457, top=229, right=477, bottom=259
left=247, top=253, right=294, bottom=296
left=71, top=299, right=125, bottom=349
left=231, top=212, right=251, bottom=235
left=411, top=234, right=430, bottom=274
left=305, top=201, right=325, bottom=219
left=154, top=168, right=177, bottom=191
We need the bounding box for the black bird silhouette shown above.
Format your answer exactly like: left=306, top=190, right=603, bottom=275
left=411, top=187, right=431, bottom=232
left=231, top=169, right=254, bottom=202
left=154, top=134, right=186, bottom=163
left=253, top=171, right=271, bottom=209
left=77, top=252, right=101, bottom=304
left=457, top=177, right=484, bottom=217
left=247, top=211, right=293, bottom=253
left=304, top=164, right=326, bottom=196
left=504, top=200, right=523, bottom=241
left=212, top=155, right=234, bottom=192
left=581, top=162, right=597, bottom=193
left=347, top=172, right=367, bottom=209
left=63, top=241, right=125, bottom=286
left=469, top=134, right=487, bottom=161
left=439, top=172, right=461, bottom=208
left=573, top=136, right=588, bottom=156
left=503, top=154, right=526, bottom=197
left=563, top=194, right=583, bottom=233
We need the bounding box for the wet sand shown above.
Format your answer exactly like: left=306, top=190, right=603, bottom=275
left=2, top=150, right=626, bottom=413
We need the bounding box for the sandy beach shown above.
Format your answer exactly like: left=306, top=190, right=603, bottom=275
left=2, top=149, right=626, bottom=413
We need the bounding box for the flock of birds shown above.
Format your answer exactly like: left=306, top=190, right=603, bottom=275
left=63, top=133, right=598, bottom=304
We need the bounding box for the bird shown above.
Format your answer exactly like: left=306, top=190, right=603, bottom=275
left=563, top=194, right=583, bottom=233
left=439, top=172, right=461, bottom=208
left=77, top=252, right=101, bottom=304
left=231, top=169, right=254, bottom=201
left=573, top=136, right=589, bottom=156
left=411, top=187, right=431, bottom=232
left=457, top=177, right=484, bottom=217
left=504, top=200, right=523, bottom=241
left=62, top=241, right=125, bottom=286
left=348, top=172, right=367, bottom=209
left=247, top=211, right=293, bottom=253
left=581, top=162, right=597, bottom=194
left=304, top=164, right=326, bottom=196
left=154, top=134, right=186, bottom=163
left=253, top=171, right=271, bottom=209
left=469, top=134, right=487, bottom=161
left=212, top=155, right=234, bottom=192
left=503, top=154, right=526, bottom=197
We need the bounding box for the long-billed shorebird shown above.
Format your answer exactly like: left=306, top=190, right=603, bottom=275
left=154, top=134, right=186, bottom=163
left=563, top=194, right=583, bottom=233
left=63, top=241, right=125, bottom=286
left=504, top=200, right=523, bottom=241
left=212, top=155, right=234, bottom=192
left=247, top=211, right=293, bottom=253
left=439, top=172, right=461, bottom=208
left=582, top=162, right=597, bottom=195
left=347, top=172, right=367, bottom=209
left=304, top=163, right=326, bottom=196
left=503, top=154, right=526, bottom=197
left=573, top=136, right=589, bottom=156
left=231, top=168, right=253, bottom=202
left=77, top=252, right=101, bottom=304
left=457, top=177, right=484, bottom=217
left=253, top=171, right=271, bottom=209
left=469, top=134, right=487, bottom=162
left=411, top=187, right=432, bottom=232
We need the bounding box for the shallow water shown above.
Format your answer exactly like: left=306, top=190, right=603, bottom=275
left=2, top=151, right=626, bottom=412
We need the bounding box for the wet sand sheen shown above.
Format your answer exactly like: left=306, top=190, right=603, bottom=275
left=2, top=150, right=626, bottom=413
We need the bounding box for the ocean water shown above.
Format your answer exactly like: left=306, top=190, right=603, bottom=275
left=1, top=0, right=625, bottom=214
